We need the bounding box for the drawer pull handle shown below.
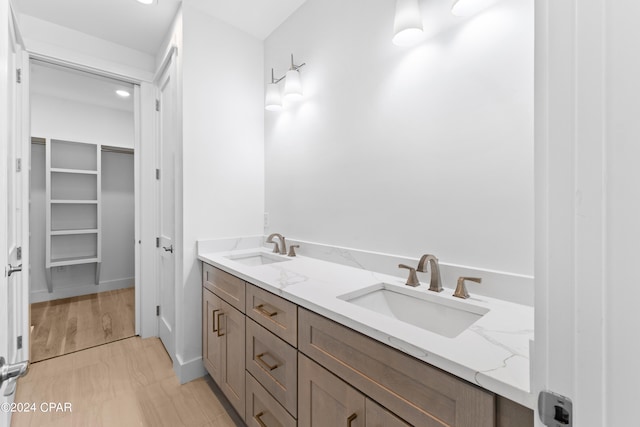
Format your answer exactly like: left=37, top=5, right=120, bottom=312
left=256, top=352, right=279, bottom=371
left=216, top=312, right=225, bottom=337
left=347, top=413, right=357, bottom=427
left=212, top=309, right=219, bottom=333
left=254, top=411, right=268, bottom=427
left=256, top=304, right=278, bottom=317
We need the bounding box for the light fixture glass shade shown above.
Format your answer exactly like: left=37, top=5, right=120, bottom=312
left=284, top=69, right=303, bottom=100
left=265, top=83, right=283, bottom=111
left=451, top=0, right=498, bottom=16
left=392, top=0, right=424, bottom=46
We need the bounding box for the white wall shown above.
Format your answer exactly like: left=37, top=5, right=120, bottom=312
left=18, top=14, right=155, bottom=81
left=31, top=94, right=134, bottom=149
left=30, top=94, right=135, bottom=302
left=176, top=3, right=264, bottom=377
left=264, top=0, right=534, bottom=278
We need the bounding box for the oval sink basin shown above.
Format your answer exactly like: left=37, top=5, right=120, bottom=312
left=338, top=283, right=489, bottom=338
left=225, top=252, right=290, bottom=267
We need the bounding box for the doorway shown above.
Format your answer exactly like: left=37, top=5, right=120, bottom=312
left=28, top=61, right=137, bottom=362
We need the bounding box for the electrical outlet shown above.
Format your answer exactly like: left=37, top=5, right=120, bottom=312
left=264, top=212, right=269, bottom=228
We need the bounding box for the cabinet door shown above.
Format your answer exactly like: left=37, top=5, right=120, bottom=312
left=202, top=288, right=223, bottom=384
left=219, top=298, right=246, bottom=420
left=365, top=399, right=410, bottom=427
left=299, top=353, right=364, bottom=427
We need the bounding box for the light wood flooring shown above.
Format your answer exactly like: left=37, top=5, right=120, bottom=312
left=30, top=288, right=135, bottom=363
left=12, top=336, right=242, bottom=427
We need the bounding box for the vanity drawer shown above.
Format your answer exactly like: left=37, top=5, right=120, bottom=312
left=203, top=263, right=245, bottom=313
left=246, top=283, right=297, bottom=347
left=246, top=318, right=297, bottom=417
left=298, top=308, right=495, bottom=427
left=246, top=373, right=297, bottom=427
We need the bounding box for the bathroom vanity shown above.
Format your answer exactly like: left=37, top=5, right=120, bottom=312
left=199, top=246, right=534, bottom=427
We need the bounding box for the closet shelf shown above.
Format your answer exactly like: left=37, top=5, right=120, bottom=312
left=51, top=199, right=98, bottom=204
left=50, top=167, right=98, bottom=175
left=50, top=229, right=99, bottom=236
left=50, top=256, right=99, bottom=267
left=46, top=137, right=102, bottom=292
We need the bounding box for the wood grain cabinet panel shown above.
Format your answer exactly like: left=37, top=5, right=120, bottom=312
left=246, top=283, right=298, bottom=346
left=246, top=373, right=297, bottom=427
left=365, top=399, right=411, bottom=427
left=298, top=308, right=495, bottom=427
left=202, top=287, right=246, bottom=420
left=246, top=318, right=298, bottom=417
left=202, top=288, right=223, bottom=384
left=203, top=264, right=246, bottom=313
left=299, top=353, right=365, bottom=427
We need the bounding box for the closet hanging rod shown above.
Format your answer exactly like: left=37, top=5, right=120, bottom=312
left=102, top=145, right=134, bottom=155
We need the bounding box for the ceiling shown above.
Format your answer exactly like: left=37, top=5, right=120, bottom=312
left=188, top=0, right=307, bottom=40
left=16, top=0, right=307, bottom=55
left=31, top=61, right=135, bottom=112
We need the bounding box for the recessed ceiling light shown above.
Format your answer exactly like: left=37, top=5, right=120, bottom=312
left=136, top=0, right=155, bottom=4
left=116, top=90, right=131, bottom=98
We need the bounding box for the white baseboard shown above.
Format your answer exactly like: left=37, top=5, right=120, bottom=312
left=175, top=354, right=206, bottom=384
left=29, top=277, right=134, bottom=303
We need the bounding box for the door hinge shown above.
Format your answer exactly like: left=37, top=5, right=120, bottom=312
left=16, top=247, right=22, bottom=261
left=16, top=158, right=21, bottom=172
left=155, top=99, right=160, bottom=111
left=156, top=168, right=160, bottom=180
left=16, top=68, right=21, bottom=84
left=17, top=336, right=22, bottom=350
left=156, top=306, right=160, bottom=316
left=156, top=237, right=160, bottom=248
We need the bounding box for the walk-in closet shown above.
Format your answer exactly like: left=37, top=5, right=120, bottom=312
left=29, top=61, right=136, bottom=362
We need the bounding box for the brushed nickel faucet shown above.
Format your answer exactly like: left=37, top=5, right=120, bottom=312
left=398, top=264, right=420, bottom=287
left=453, top=277, right=481, bottom=299
left=417, top=254, right=443, bottom=292
left=266, top=233, right=287, bottom=255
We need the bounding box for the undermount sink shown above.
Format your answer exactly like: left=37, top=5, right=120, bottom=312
left=225, top=252, right=290, bottom=267
left=338, top=283, right=489, bottom=338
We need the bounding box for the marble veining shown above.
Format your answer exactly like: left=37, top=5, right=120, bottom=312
left=197, top=242, right=535, bottom=409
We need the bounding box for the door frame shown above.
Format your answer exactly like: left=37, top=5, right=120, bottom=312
left=17, top=52, right=159, bottom=340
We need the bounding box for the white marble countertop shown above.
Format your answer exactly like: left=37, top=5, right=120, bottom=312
left=198, top=247, right=535, bottom=409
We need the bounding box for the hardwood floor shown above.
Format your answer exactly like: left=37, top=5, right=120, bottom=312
left=12, top=337, right=243, bottom=427
left=30, top=288, right=135, bottom=362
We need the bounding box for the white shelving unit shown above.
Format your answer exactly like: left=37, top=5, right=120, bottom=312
left=45, top=138, right=102, bottom=292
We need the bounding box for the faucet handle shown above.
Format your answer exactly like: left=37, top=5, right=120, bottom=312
left=398, top=264, right=420, bottom=287
left=453, top=277, right=482, bottom=299
left=288, top=245, right=300, bottom=257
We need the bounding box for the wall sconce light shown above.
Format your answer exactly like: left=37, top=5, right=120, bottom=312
left=451, top=0, right=499, bottom=17
left=392, top=0, right=424, bottom=46
left=265, top=69, right=283, bottom=111
left=265, top=54, right=306, bottom=111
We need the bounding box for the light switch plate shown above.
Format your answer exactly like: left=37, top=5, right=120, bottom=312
left=539, top=390, right=572, bottom=427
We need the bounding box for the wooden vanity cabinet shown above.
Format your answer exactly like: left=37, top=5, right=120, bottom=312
left=202, top=267, right=246, bottom=420
left=202, top=262, right=533, bottom=427
left=298, top=308, right=495, bottom=427
left=299, top=353, right=409, bottom=427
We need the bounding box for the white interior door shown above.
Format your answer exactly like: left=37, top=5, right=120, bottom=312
left=157, top=53, right=177, bottom=361
left=1, top=4, right=30, bottom=423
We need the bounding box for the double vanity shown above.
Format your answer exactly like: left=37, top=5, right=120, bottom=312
left=198, top=238, right=534, bottom=427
